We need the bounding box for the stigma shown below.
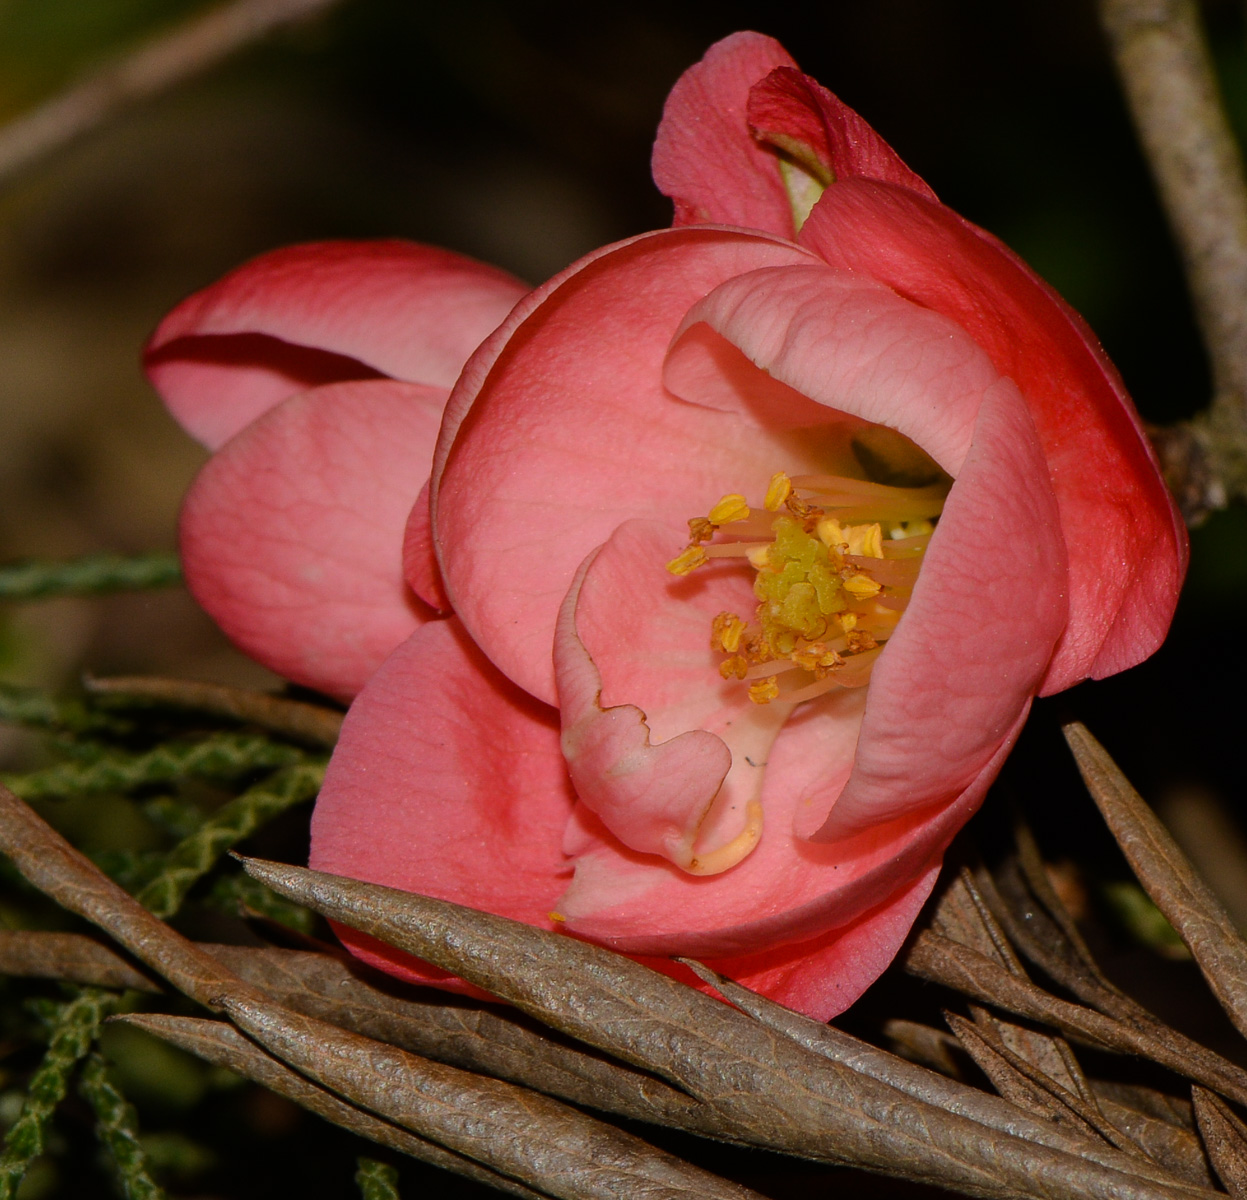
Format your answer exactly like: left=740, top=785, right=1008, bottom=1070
left=667, top=469, right=947, bottom=706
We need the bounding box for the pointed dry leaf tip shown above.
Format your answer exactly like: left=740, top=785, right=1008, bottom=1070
left=0, top=785, right=267, bottom=1011
left=1064, top=721, right=1247, bottom=1040
left=216, top=994, right=768, bottom=1200
left=116, top=1015, right=550, bottom=1200
left=1193, top=1087, right=1247, bottom=1198
left=905, top=929, right=1247, bottom=1110
left=208, top=942, right=722, bottom=1136
left=0, top=931, right=160, bottom=993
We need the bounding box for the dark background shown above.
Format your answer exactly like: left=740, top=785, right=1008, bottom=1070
left=0, top=1, right=1245, bottom=1196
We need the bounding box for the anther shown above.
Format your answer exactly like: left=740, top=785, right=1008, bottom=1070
left=748, top=676, right=780, bottom=705
left=687, top=516, right=715, bottom=543
left=764, top=471, right=792, bottom=511
left=711, top=612, right=747, bottom=653
left=842, top=573, right=882, bottom=600
left=666, top=546, right=708, bottom=576
left=708, top=493, right=751, bottom=525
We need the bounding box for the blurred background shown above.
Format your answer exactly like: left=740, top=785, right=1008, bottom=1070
left=1, top=0, right=1246, bottom=1195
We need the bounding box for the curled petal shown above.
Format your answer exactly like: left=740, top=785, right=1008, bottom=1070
left=556, top=527, right=788, bottom=873
left=816, top=380, right=1068, bottom=840
left=651, top=32, right=798, bottom=236
left=745, top=67, right=936, bottom=202
left=180, top=378, right=442, bottom=701
left=800, top=181, right=1186, bottom=689
left=309, top=619, right=574, bottom=993
left=666, top=263, right=997, bottom=476
left=147, top=240, right=527, bottom=448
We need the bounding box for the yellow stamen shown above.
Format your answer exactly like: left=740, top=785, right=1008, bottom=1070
left=711, top=611, right=747, bottom=653
left=708, top=493, right=751, bottom=525
left=548, top=911, right=566, bottom=923
left=718, top=655, right=748, bottom=680
left=687, top=516, right=715, bottom=543
left=763, top=471, right=792, bottom=511
left=838, top=611, right=858, bottom=633
left=842, top=573, right=882, bottom=600
left=746, top=545, right=770, bottom=569
left=748, top=676, right=780, bottom=705
left=666, top=545, right=708, bottom=576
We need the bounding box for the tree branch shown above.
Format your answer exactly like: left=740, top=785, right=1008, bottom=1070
left=1099, top=0, right=1247, bottom=520
left=0, top=0, right=347, bottom=188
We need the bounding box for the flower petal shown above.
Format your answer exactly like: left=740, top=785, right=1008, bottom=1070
left=555, top=713, right=1021, bottom=959
left=745, top=67, right=936, bottom=202
left=816, top=380, right=1067, bottom=840
left=180, top=378, right=442, bottom=700
left=147, top=240, right=528, bottom=449
left=308, top=619, right=574, bottom=992
left=433, top=226, right=823, bottom=705
left=667, top=262, right=998, bottom=476
left=800, top=180, right=1186, bottom=689
left=709, top=859, right=941, bottom=1020
left=402, top=479, right=451, bottom=612
left=651, top=32, right=798, bottom=236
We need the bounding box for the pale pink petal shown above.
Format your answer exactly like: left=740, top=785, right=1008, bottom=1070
left=651, top=32, right=798, bottom=235
left=433, top=227, right=823, bottom=705
left=556, top=531, right=789, bottom=869
left=800, top=180, right=1186, bottom=689
left=815, top=382, right=1067, bottom=840
left=147, top=240, right=528, bottom=449
left=180, top=378, right=442, bottom=701
left=309, top=619, right=573, bottom=992
left=745, top=67, right=936, bottom=201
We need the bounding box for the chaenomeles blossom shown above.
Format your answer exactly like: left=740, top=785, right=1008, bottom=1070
left=145, top=240, right=527, bottom=701
left=307, top=32, right=1188, bottom=1021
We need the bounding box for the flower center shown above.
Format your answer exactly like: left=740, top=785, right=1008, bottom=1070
left=667, top=469, right=948, bottom=706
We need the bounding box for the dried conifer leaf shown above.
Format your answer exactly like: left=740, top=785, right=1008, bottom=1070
left=0, top=784, right=268, bottom=1012
left=207, top=944, right=733, bottom=1140
left=682, top=958, right=1199, bottom=1193
left=905, top=929, right=1247, bottom=1107
left=1192, top=1086, right=1247, bottom=1197
left=1011, top=817, right=1100, bottom=967
left=1098, top=1095, right=1214, bottom=1190
left=979, top=856, right=1229, bottom=1112
left=1065, top=723, right=1247, bottom=1039
left=932, top=869, right=1028, bottom=974
left=981, top=858, right=1126, bottom=1013
left=118, top=1014, right=551, bottom=1200
left=948, top=1012, right=1142, bottom=1154
left=1093, top=1083, right=1195, bottom=1131
left=0, top=930, right=160, bottom=993
left=883, top=1020, right=967, bottom=1078
left=217, top=992, right=766, bottom=1200
left=85, top=675, right=343, bottom=747
left=236, top=856, right=1221, bottom=1200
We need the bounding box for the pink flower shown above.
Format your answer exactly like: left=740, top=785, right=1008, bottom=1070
left=302, top=33, right=1188, bottom=1020
left=146, top=240, right=527, bottom=700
